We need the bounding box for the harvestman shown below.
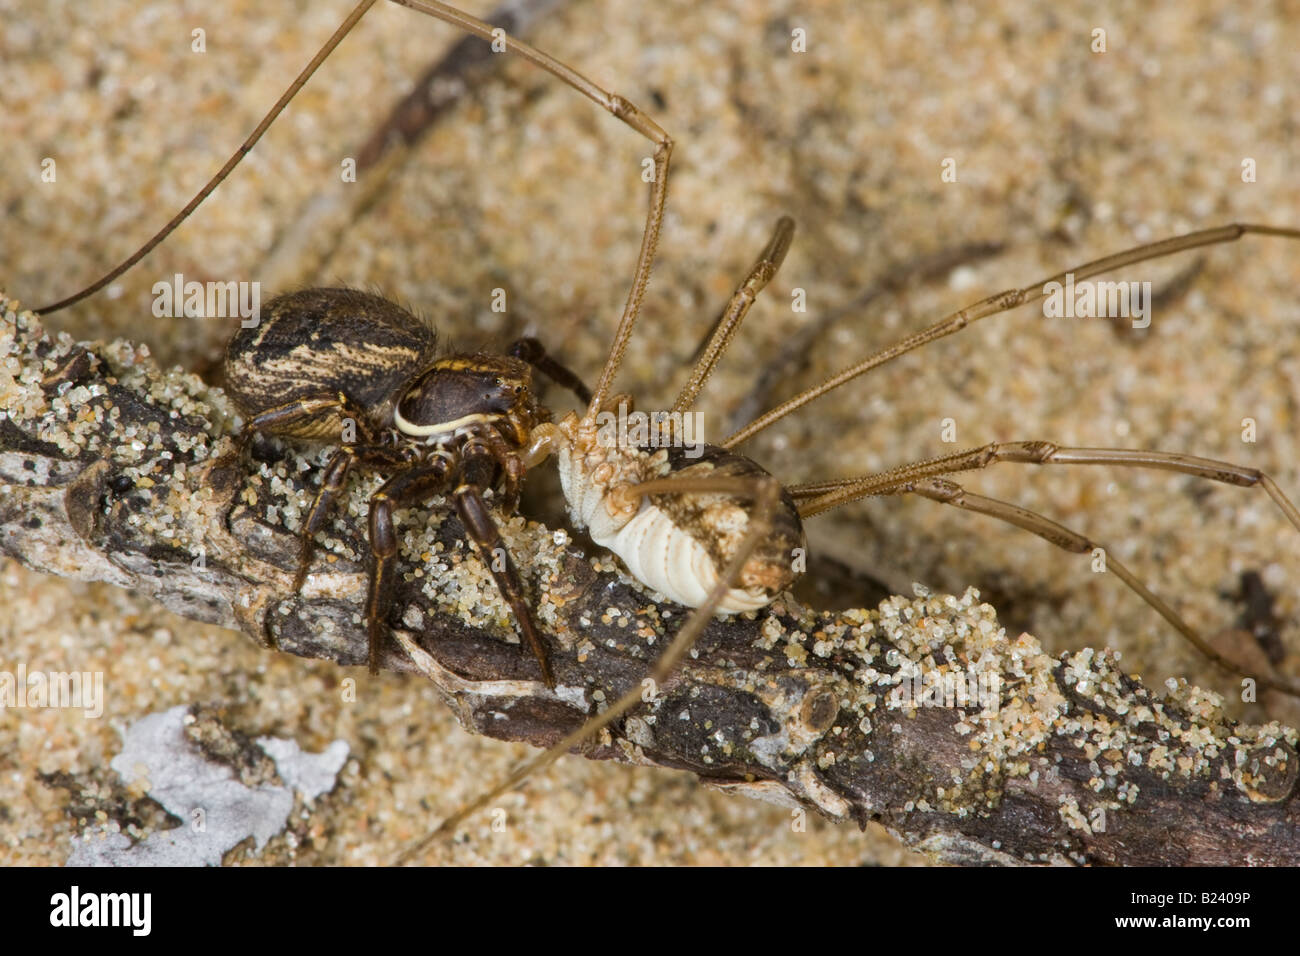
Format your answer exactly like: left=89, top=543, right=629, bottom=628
left=30, top=0, right=1300, bottom=859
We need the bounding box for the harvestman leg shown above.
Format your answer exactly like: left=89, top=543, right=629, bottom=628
left=787, top=444, right=1300, bottom=689
left=36, top=0, right=676, bottom=387
left=863, top=476, right=1300, bottom=699
left=723, top=224, right=1300, bottom=449
left=396, top=471, right=783, bottom=864
left=712, top=228, right=1300, bottom=697
left=672, top=216, right=797, bottom=415
left=36, top=0, right=386, bottom=314
left=789, top=441, right=1300, bottom=532
left=389, top=0, right=674, bottom=415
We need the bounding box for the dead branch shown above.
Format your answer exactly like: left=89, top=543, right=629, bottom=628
left=2, top=294, right=1297, bottom=865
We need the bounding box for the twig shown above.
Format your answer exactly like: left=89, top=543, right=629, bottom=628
left=1, top=293, right=1297, bottom=865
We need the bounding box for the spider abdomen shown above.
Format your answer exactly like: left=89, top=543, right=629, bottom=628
left=224, top=288, right=438, bottom=436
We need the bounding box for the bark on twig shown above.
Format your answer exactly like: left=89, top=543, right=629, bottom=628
left=2, top=294, right=1298, bottom=865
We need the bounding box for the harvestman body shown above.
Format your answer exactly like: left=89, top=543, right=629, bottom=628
left=30, top=0, right=1300, bottom=860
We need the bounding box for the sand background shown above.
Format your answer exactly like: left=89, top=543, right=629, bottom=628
left=1, top=0, right=1298, bottom=864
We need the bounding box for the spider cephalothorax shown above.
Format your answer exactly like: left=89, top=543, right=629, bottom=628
left=393, top=354, right=546, bottom=445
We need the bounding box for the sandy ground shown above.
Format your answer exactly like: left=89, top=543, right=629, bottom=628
left=1, top=0, right=1298, bottom=865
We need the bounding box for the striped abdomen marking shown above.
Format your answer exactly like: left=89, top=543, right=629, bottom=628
left=223, top=288, right=438, bottom=436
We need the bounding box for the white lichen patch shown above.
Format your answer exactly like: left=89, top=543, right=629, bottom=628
left=67, top=706, right=347, bottom=866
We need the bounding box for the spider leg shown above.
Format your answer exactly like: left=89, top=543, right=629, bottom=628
left=453, top=478, right=554, bottom=689
left=225, top=391, right=380, bottom=473
left=397, top=471, right=783, bottom=862
left=366, top=458, right=453, bottom=675
left=294, top=443, right=412, bottom=591
left=508, top=337, right=592, bottom=406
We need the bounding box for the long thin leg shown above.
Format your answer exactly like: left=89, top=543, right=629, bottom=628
left=508, top=337, right=592, bottom=405
left=368, top=1, right=674, bottom=415
left=889, top=476, right=1300, bottom=699
left=367, top=460, right=453, bottom=674
left=395, top=472, right=783, bottom=863
left=722, top=224, right=1300, bottom=449
left=36, top=0, right=383, bottom=314
left=37, top=0, right=674, bottom=353
left=454, top=482, right=555, bottom=688
left=790, top=440, right=1300, bottom=532
left=671, top=216, right=796, bottom=414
